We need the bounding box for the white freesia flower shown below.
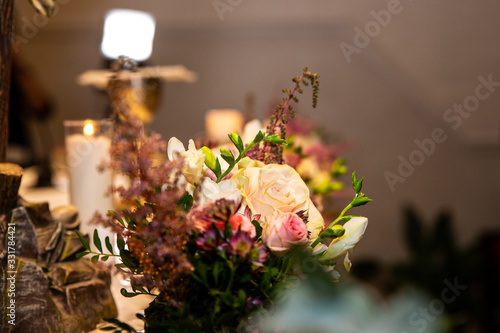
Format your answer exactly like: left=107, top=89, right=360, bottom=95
left=197, top=178, right=242, bottom=207
left=320, top=217, right=368, bottom=261
left=167, top=137, right=205, bottom=185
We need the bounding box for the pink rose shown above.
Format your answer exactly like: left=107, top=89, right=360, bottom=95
left=262, top=211, right=308, bottom=255
left=229, top=213, right=257, bottom=239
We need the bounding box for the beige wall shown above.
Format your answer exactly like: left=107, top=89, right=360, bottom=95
left=13, top=0, right=500, bottom=261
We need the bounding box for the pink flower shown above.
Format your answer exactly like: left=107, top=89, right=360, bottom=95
left=249, top=243, right=268, bottom=267
left=196, top=229, right=218, bottom=251
left=262, top=211, right=309, bottom=255
left=227, top=233, right=253, bottom=257
left=188, top=199, right=236, bottom=234
left=229, top=213, right=256, bottom=238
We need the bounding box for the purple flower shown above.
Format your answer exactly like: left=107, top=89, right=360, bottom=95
left=227, top=233, right=253, bottom=257
left=196, top=229, right=218, bottom=251
left=249, top=243, right=268, bottom=267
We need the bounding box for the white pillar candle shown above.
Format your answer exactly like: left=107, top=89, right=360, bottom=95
left=64, top=119, right=114, bottom=251
left=205, top=109, right=244, bottom=143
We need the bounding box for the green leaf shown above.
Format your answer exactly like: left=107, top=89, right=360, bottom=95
left=116, top=237, right=125, bottom=251
left=336, top=216, right=354, bottom=224
left=108, top=210, right=125, bottom=226
left=75, top=230, right=90, bottom=251
left=251, top=219, right=263, bottom=239
left=263, top=134, right=286, bottom=144
left=253, top=130, right=265, bottom=143
left=101, top=255, right=109, bottom=262
left=120, top=249, right=140, bottom=271
left=178, top=192, right=194, bottom=211
left=229, top=132, right=244, bottom=152
left=93, top=229, right=103, bottom=252
left=237, top=289, right=247, bottom=305
left=223, top=220, right=233, bottom=239
left=215, top=158, right=222, bottom=177
left=201, top=146, right=217, bottom=170
left=351, top=196, right=373, bottom=207
left=75, top=251, right=89, bottom=259
left=352, top=171, right=358, bottom=190
left=91, top=255, right=99, bottom=264
left=355, top=177, right=365, bottom=194
left=105, top=236, right=114, bottom=254
left=213, top=261, right=221, bottom=285
left=103, top=317, right=137, bottom=333
left=120, top=288, right=139, bottom=298
left=321, top=225, right=345, bottom=239
left=240, top=274, right=251, bottom=283
left=220, top=148, right=235, bottom=165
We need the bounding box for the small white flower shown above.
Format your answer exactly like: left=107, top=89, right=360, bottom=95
left=167, top=137, right=205, bottom=185
left=197, top=178, right=242, bottom=207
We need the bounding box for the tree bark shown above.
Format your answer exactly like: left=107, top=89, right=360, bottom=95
left=0, top=0, right=14, bottom=163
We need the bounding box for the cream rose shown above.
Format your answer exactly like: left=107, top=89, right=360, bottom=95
left=262, top=211, right=308, bottom=255
left=236, top=163, right=324, bottom=239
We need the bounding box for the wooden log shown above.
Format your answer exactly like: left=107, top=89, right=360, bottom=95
left=0, top=162, right=22, bottom=214
left=0, top=0, right=14, bottom=162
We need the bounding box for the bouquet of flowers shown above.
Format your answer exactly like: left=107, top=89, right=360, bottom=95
left=77, top=66, right=372, bottom=332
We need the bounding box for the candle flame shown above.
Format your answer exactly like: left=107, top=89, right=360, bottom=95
left=83, top=122, right=95, bottom=136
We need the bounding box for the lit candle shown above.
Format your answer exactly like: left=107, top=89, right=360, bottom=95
left=64, top=119, right=114, bottom=251
left=205, top=109, right=244, bottom=143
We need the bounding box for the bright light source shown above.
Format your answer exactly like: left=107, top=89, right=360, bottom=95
left=101, top=9, right=156, bottom=61
left=83, top=121, right=94, bottom=136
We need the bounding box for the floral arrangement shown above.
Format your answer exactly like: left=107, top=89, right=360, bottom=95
left=76, top=66, right=372, bottom=332
left=235, top=114, right=350, bottom=219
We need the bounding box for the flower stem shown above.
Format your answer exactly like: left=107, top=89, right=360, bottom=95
left=216, top=140, right=259, bottom=182
left=310, top=203, right=353, bottom=249
left=327, top=203, right=352, bottom=229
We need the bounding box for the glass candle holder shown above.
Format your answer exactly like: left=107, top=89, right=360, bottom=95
left=64, top=119, right=114, bottom=249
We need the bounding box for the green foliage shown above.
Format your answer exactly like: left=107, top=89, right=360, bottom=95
left=202, top=130, right=286, bottom=183
left=312, top=171, right=372, bottom=248
left=142, top=242, right=309, bottom=332
left=100, top=317, right=137, bottom=333
left=177, top=192, right=194, bottom=212
left=75, top=229, right=121, bottom=263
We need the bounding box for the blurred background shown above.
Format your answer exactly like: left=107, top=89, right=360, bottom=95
left=6, top=0, right=500, bottom=331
